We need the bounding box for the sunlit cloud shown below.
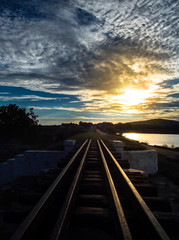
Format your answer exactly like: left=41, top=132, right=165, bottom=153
left=0, top=0, right=178, bottom=123
left=111, top=89, right=153, bottom=106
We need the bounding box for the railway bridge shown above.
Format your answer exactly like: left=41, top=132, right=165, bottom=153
left=10, top=139, right=174, bottom=240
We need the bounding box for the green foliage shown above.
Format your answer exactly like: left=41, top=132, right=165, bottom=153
left=0, top=104, right=38, bottom=128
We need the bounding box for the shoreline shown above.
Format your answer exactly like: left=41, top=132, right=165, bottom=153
left=120, top=133, right=179, bottom=150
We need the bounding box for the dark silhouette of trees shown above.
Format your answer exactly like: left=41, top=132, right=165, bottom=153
left=0, top=104, right=38, bottom=129
left=96, top=122, right=116, bottom=133
left=79, top=121, right=93, bottom=129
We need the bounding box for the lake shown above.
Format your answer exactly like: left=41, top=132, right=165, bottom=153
left=122, top=133, right=179, bottom=148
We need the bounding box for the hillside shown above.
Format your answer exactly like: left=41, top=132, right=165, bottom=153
left=125, top=119, right=179, bottom=133
left=128, top=119, right=179, bottom=127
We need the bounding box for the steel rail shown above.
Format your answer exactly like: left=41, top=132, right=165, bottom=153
left=97, top=140, right=133, bottom=240
left=100, top=140, right=170, bottom=240
left=50, top=140, right=91, bottom=240
left=11, top=139, right=89, bottom=240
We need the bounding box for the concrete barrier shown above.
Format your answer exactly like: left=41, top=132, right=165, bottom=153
left=64, top=140, right=76, bottom=153
left=24, top=150, right=65, bottom=175
left=15, top=154, right=26, bottom=177
left=122, top=150, right=158, bottom=175
left=7, top=158, right=16, bottom=181
left=0, top=139, right=76, bottom=186
left=112, top=140, right=125, bottom=153
left=0, top=162, right=9, bottom=185
left=112, top=140, right=124, bottom=159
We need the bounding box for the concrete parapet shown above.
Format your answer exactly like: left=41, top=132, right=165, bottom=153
left=64, top=140, right=76, bottom=153
left=122, top=150, right=158, bottom=175
left=15, top=154, right=26, bottom=176
left=0, top=151, right=65, bottom=185
left=0, top=162, right=9, bottom=185
left=0, top=140, right=76, bottom=186
left=7, top=158, right=16, bottom=181
left=24, top=150, right=65, bottom=175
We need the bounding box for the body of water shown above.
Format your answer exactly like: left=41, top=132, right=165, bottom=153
left=122, top=133, right=179, bottom=148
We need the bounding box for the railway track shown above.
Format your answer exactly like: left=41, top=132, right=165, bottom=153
left=10, top=139, right=171, bottom=240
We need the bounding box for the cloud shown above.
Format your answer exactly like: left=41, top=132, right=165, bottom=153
left=0, top=95, right=60, bottom=101
left=134, top=100, right=179, bottom=112
left=160, top=78, right=179, bottom=89
left=29, top=106, right=84, bottom=112
left=76, top=8, right=98, bottom=25
left=0, top=0, right=178, bottom=123
left=0, top=0, right=178, bottom=93
left=0, top=92, right=9, bottom=94
left=168, top=93, right=179, bottom=98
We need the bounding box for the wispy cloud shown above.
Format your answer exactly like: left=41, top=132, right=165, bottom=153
left=0, top=0, right=178, bottom=123
left=29, top=105, right=84, bottom=112
left=0, top=92, right=9, bottom=94
left=0, top=95, right=59, bottom=101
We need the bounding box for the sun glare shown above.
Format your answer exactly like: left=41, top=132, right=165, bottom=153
left=115, top=88, right=152, bottom=106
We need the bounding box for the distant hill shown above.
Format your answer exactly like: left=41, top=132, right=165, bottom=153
left=124, top=119, right=179, bottom=133
left=128, top=119, right=179, bottom=127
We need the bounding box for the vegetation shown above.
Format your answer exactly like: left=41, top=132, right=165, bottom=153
left=96, top=119, right=179, bottom=134
left=0, top=104, right=38, bottom=129
left=0, top=106, right=178, bottom=186
left=0, top=115, right=94, bottom=162
left=96, top=122, right=116, bottom=134
left=121, top=137, right=147, bottom=151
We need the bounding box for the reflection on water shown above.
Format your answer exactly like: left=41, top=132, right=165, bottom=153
left=122, top=133, right=179, bottom=148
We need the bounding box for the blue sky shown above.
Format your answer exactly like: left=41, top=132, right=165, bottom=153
left=0, top=0, right=178, bottom=124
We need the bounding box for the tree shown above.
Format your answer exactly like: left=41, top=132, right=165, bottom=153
left=97, top=122, right=115, bottom=133
left=79, top=121, right=93, bottom=129
left=0, top=104, right=38, bottom=128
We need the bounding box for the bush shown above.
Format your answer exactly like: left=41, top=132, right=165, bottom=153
left=0, top=104, right=38, bottom=129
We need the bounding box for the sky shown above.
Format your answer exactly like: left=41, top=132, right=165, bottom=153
left=0, top=0, right=178, bottom=125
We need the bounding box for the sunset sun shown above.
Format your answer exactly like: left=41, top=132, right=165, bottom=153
left=115, top=88, right=152, bottom=106
left=0, top=0, right=178, bottom=123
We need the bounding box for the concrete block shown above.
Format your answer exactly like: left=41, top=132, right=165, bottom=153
left=44, top=152, right=64, bottom=168
left=122, top=150, right=158, bottom=175
left=0, top=149, right=66, bottom=185
left=0, top=162, right=9, bottom=185
left=64, top=140, right=76, bottom=153
left=15, top=154, right=26, bottom=177
left=7, top=158, right=16, bottom=181
left=112, top=140, right=124, bottom=154
left=24, top=150, right=64, bottom=175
